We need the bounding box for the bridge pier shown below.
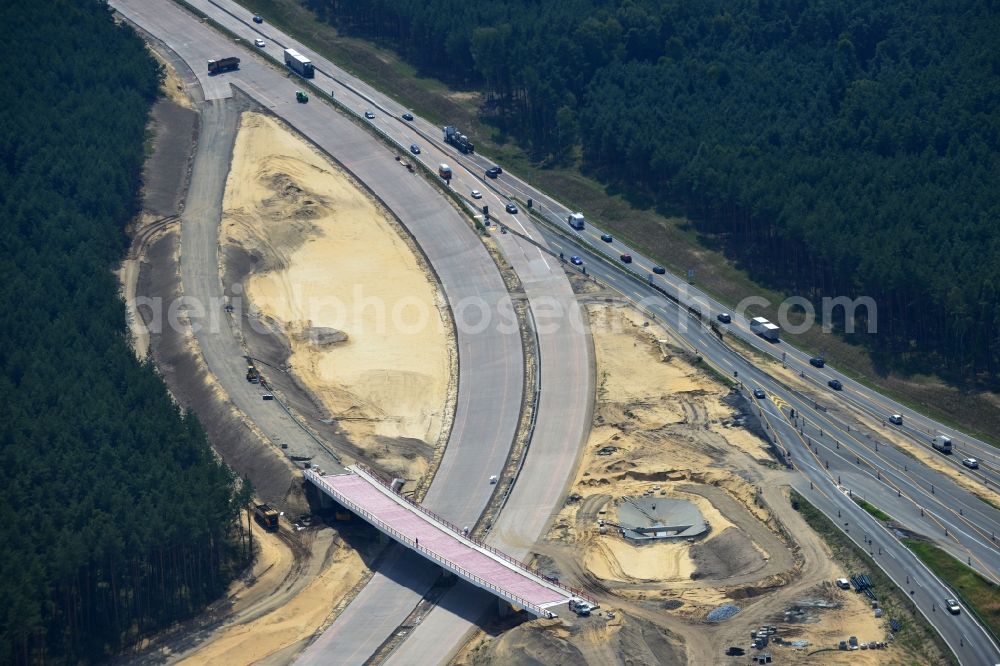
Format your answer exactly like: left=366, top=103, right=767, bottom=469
left=305, top=478, right=337, bottom=512
left=304, top=467, right=592, bottom=618
left=497, top=598, right=515, bottom=618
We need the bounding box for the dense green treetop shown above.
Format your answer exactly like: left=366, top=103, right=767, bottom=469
left=311, top=0, right=1000, bottom=382
left=0, top=2, right=242, bottom=662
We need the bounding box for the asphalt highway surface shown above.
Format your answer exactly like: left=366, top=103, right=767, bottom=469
left=534, top=227, right=1000, bottom=580
left=120, top=0, right=998, bottom=662
left=532, top=226, right=1000, bottom=665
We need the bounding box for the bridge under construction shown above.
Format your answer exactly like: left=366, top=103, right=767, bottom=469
left=304, top=465, right=596, bottom=617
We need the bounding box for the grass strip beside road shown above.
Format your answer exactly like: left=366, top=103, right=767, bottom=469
left=853, top=497, right=893, bottom=522
left=903, top=538, right=1000, bottom=645
left=790, top=491, right=954, bottom=662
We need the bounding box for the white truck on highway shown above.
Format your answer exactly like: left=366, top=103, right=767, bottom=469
left=932, top=434, right=953, bottom=454
left=567, top=212, right=585, bottom=230
left=283, top=48, right=314, bottom=78
left=750, top=317, right=780, bottom=342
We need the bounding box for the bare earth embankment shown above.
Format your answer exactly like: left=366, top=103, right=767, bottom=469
left=128, top=58, right=456, bottom=661
left=457, top=302, right=935, bottom=665
left=221, top=112, right=454, bottom=482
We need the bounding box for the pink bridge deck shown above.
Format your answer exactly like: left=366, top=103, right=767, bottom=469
left=306, top=467, right=586, bottom=615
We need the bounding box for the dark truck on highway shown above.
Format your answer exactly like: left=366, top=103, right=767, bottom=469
left=444, top=125, right=475, bottom=154
left=207, top=57, right=240, bottom=75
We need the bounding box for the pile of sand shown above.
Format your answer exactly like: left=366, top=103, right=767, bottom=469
left=221, top=113, right=452, bottom=478
left=586, top=536, right=695, bottom=582
left=453, top=612, right=684, bottom=665
left=177, top=529, right=369, bottom=665
left=547, top=305, right=786, bottom=591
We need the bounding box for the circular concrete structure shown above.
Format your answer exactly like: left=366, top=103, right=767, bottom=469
left=615, top=496, right=708, bottom=542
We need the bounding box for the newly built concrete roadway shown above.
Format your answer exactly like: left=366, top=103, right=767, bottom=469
left=111, top=1, right=536, bottom=662
left=384, top=226, right=594, bottom=665
left=178, top=91, right=342, bottom=470
left=119, top=0, right=998, bottom=663
left=115, top=1, right=595, bottom=664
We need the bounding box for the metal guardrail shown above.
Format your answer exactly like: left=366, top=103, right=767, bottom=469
left=490, top=301, right=542, bottom=521
left=304, top=469, right=565, bottom=617
left=350, top=464, right=597, bottom=605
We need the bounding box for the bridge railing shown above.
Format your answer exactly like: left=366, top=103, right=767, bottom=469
left=305, top=469, right=556, bottom=617
left=351, top=463, right=598, bottom=606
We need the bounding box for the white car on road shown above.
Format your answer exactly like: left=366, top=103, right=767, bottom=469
left=471, top=189, right=482, bottom=199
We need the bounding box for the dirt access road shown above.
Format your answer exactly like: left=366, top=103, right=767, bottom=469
left=220, top=111, right=454, bottom=483
left=456, top=302, right=933, bottom=665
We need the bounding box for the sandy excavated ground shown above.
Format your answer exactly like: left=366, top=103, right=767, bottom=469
left=121, top=53, right=196, bottom=361
left=176, top=527, right=371, bottom=665
left=221, top=113, right=453, bottom=481
left=457, top=613, right=685, bottom=666
left=460, top=302, right=924, bottom=665
left=563, top=305, right=781, bottom=601
left=134, top=517, right=378, bottom=666
left=119, top=254, right=150, bottom=360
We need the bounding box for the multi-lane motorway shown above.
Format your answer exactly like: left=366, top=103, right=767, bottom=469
left=529, top=208, right=1000, bottom=580
left=119, top=0, right=998, bottom=663
left=521, top=182, right=1000, bottom=489
left=532, top=226, right=1000, bottom=664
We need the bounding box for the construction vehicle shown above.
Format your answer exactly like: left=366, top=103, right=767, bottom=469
left=207, top=57, right=240, bottom=75
left=295, top=90, right=308, bottom=103
left=438, top=164, right=452, bottom=181
left=246, top=366, right=260, bottom=384
left=284, top=48, right=315, bottom=78
left=443, top=126, right=475, bottom=154
left=567, top=212, right=585, bottom=230
left=253, top=503, right=280, bottom=531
